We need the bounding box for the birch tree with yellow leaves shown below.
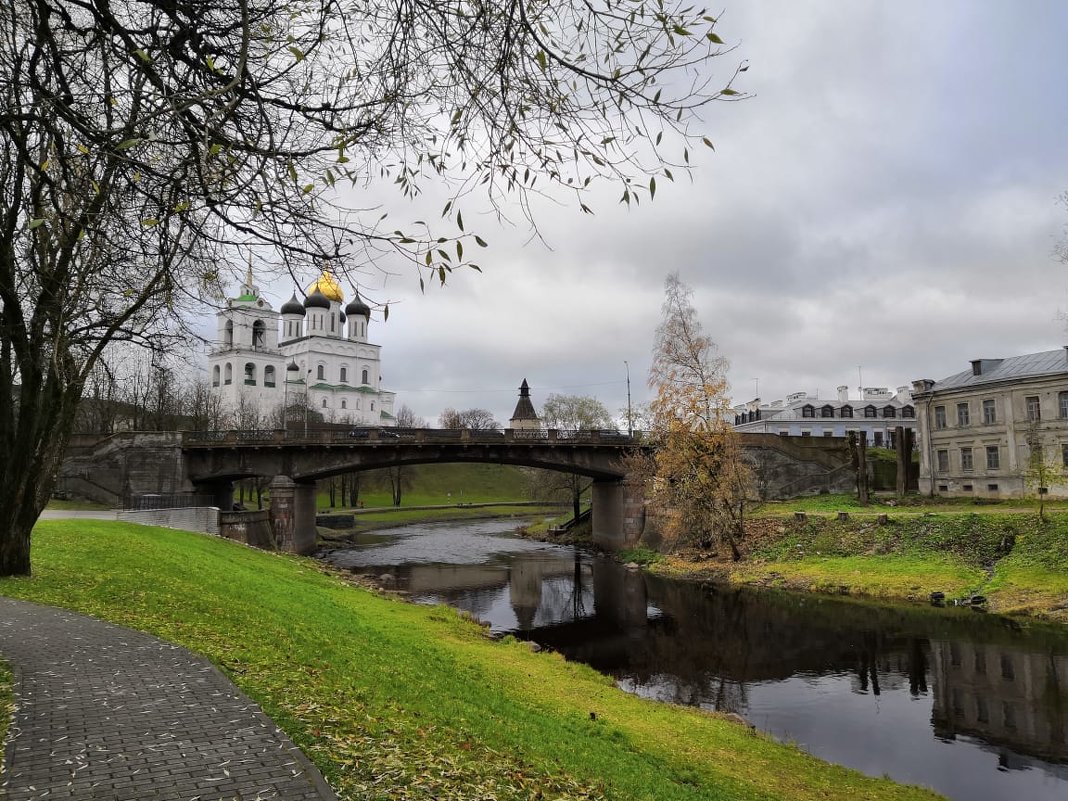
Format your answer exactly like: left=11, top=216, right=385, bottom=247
left=648, top=273, right=752, bottom=559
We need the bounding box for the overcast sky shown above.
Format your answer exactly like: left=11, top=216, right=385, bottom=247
left=208, top=1, right=1068, bottom=427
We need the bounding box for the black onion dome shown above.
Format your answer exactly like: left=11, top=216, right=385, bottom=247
left=304, top=289, right=330, bottom=309
left=345, top=292, right=371, bottom=318
left=280, top=293, right=306, bottom=316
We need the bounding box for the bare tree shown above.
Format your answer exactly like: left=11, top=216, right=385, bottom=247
left=0, top=0, right=742, bottom=574
left=438, top=408, right=500, bottom=430
left=540, top=393, right=614, bottom=519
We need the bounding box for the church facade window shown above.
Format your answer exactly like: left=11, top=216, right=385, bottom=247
left=316, top=364, right=325, bottom=381
left=224, top=363, right=233, bottom=385
left=212, top=366, right=220, bottom=387
left=252, top=320, right=265, bottom=349
left=244, top=362, right=256, bottom=385
left=264, top=366, right=276, bottom=387
left=340, top=367, right=348, bottom=383
left=361, top=368, right=369, bottom=384
left=224, top=320, right=234, bottom=347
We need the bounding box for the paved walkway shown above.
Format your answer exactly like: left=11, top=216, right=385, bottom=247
left=0, top=597, right=337, bottom=800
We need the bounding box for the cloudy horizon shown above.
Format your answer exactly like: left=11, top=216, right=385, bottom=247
left=197, top=1, right=1068, bottom=428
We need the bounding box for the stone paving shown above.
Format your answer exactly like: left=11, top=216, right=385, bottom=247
left=0, top=597, right=337, bottom=800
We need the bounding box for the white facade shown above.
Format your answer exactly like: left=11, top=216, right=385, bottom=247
left=207, top=269, right=396, bottom=427
left=912, top=349, right=1068, bottom=498
left=732, top=385, right=917, bottom=448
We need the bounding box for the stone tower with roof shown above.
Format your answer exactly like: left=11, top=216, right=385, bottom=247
left=208, top=267, right=396, bottom=427
left=509, top=379, right=543, bottom=431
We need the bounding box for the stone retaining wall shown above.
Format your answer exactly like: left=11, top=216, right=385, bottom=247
left=117, top=507, right=219, bottom=535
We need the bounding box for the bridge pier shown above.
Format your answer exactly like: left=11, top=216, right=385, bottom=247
left=268, top=476, right=318, bottom=555
left=591, top=478, right=648, bottom=550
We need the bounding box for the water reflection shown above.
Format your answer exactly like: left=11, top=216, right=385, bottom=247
left=320, top=520, right=1068, bottom=801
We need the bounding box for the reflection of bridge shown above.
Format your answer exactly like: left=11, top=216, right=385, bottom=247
left=182, top=428, right=651, bottom=553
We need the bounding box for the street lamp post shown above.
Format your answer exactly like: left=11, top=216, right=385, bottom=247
left=284, top=361, right=299, bottom=436
left=624, top=360, right=633, bottom=437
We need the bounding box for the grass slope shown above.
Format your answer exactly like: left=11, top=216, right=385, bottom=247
left=0, top=520, right=942, bottom=801
left=667, top=510, right=1068, bottom=621
left=321, top=464, right=535, bottom=509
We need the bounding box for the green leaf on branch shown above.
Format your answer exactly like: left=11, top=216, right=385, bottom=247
left=288, top=46, right=305, bottom=62
left=28, top=218, right=45, bottom=230
left=116, top=138, right=142, bottom=151
left=536, top=50, right=547, bottom=72
left=649, top=176, right=656, bottom=199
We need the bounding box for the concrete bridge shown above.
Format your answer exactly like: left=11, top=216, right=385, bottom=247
left=181, top=427, right=651, bottom=554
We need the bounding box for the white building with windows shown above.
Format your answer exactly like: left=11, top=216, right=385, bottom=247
left=912, top=348, right=1068, bottom=498
left=732, top=385, right=917, bottom=448
left=208, top=268, right=396, bottom=427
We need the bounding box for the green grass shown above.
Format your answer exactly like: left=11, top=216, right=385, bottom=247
left=318, top=464, right=534, bottom=510
left=675, top=510, right=1068, bottom=621
left=752, top=493, right=1068, bottom=517
left=0, top=520, right=942, bottom=801
left=45, top=498, right=110, bottom=511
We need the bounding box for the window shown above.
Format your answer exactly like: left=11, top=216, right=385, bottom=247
left=938, top=484, right=948, bottom=492
left=987, top=483, right=999, bottom=491
left=986, top=445, right=1000, bottom=470
left=821, top=405, right=834, bottom=418
left=243, top=362, right=256, bottom=385
left=801, top=405, right=815, bottom=418
left=937, top=450, right=949, bottom=472
left=1060, top=391, right=1068, bottom=419
left=778, top=430, right=789, bottom=436
left=361, top=368, right=369, bottom=384
left=264, top=365, right=276, bottom=387
left=341, top=399, right=347, bottom=409
left=882, top=406, right=896, bottom=419
left=901, top=405, right=915, bottom=418
left=224, top=319, right=234, bottom=347
left=340, top=367, right=348, bottom=383
left=1000, top=653, right=1015, bottom=681
left=1030, top=443, right=1044, bottom=469
left=316, top=364, right=325, bottom=381
left=224, top=363, right=232, bottom=385
left=956, top=403, right=969, bottom=427
left=864, top=405, right=877, bottom=419
left=823, top=431, right=834, bottom=437
left=1062, top=444, right=1068, bottom=468
left=962, top=484, right=973, bottom=492
left=322, top=398, right=327, bottom=408
left=252, top=319, right=265, bottom=349
left=841, top=405, right=853, bottom=418
left=330, top=314, right=335, bottom=333
left=211, top=365, right=220, bottom=387
left=983, top=399, right=996, bottom=424
left=960, top=447, right=973, bottom=472
left=1026, top=395, right=1041, bottom=422
left=801, top=431, right=812, bottom=437
left=934, top=406, right=946, bottom=429
left=874, top=431, right=883, bottom=447
left=371, top=402, right=375, bottom=411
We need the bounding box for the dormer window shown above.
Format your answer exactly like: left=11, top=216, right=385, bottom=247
left=821, top=405, right=834, bottom=418
left=864, top=405, right=877, bottom=418
left=883, top=406, right=896, bottom=418
left=801, top=404, right=815, bottom=418
left=841, top=405, right=853, bottom=418
left=901, top=405, right=915, bottom=418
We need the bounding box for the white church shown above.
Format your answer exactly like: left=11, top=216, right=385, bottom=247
left=208, top=268, right=396, bottom=427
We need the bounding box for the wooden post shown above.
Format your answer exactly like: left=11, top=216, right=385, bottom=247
left=894, top=425, right=907, bottom=497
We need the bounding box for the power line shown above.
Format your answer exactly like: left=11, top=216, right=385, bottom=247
left=391, top=379, right=629, bottom=394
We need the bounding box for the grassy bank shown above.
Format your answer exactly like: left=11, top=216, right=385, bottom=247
left=657, top=508, right=1068, bottom=623
left=0, top=520, right=941, bottom=801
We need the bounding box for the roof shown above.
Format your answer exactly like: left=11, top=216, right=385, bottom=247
left=510, top=378, right=539, bottom=421
left=929, top=348, right=1068, bottom=393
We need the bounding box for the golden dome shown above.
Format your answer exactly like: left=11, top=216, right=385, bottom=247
left=305, top=269, right=344, bottom=302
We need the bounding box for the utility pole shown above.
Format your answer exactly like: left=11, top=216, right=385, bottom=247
left=624, top=360, right=633, bottom=437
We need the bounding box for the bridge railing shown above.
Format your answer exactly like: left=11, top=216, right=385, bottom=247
left=182, top=427, right=647, bottom=447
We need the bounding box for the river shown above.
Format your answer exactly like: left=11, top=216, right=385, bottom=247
left=320, top=518, right=1068, bottom=801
